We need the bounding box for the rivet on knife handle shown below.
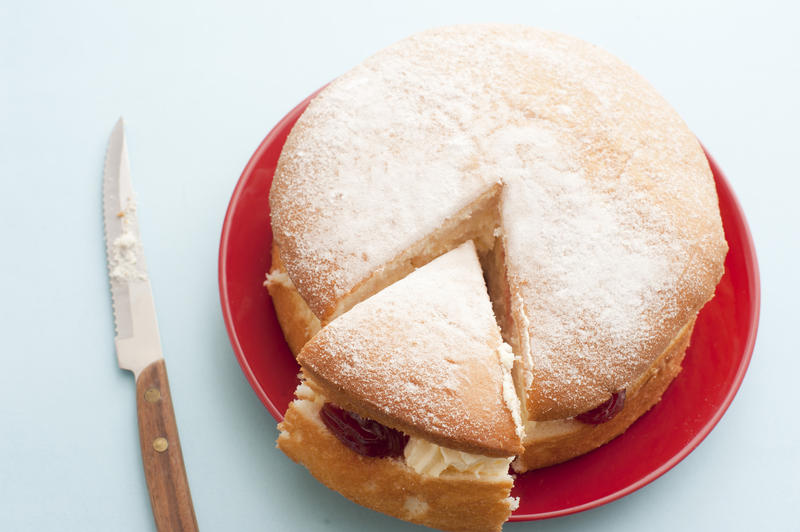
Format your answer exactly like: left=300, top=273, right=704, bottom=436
left=136, top=359, right=199, bottom=532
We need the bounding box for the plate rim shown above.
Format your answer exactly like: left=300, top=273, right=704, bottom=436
left=219, top=98, right=314, bottom=422
left=218, top=94, right=761, bottom=521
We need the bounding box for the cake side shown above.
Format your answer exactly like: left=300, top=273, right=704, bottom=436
left=278, top=383, right=517, bottom=532
left=265, top=242, right=321, bottom=355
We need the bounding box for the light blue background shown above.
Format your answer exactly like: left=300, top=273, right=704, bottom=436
left=1, top=1, right=797, bottom=530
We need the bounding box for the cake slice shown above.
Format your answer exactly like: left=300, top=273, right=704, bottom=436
left=277, top=241, right=524, bottom=532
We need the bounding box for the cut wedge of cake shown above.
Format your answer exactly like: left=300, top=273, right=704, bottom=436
left=277, top=241, right=524, bottom=532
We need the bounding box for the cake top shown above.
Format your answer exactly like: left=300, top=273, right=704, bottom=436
left=298, top=241, right=523, bottom=457
left=272, top=25, right=727, bottom=419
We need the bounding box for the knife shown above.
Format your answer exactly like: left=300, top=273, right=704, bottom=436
left=103, top=118, right=199, bottom=532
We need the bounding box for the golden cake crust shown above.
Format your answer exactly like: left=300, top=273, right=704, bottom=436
left=265, top=243, right=320, bottom=355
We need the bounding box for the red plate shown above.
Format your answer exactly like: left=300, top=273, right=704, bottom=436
left=218, top=92, right=760, bottom=520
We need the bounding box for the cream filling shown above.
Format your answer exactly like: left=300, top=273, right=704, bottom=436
left=403, top=437, right=513, bottom=480
left=498, top=342, right=525, bottom=440
left=523, top=418, right=578, bottom=442
left=295, top=381, right=512, bottom=480
left=264, top=269, right=294, bottom=289
left=295, top=381, right=322, bottom=403
left=510, top=294, right=533, bottom=424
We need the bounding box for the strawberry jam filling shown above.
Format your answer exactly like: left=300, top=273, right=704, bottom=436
left=575, top=389, right=626, bottom=424
left=320, top=402, right=409, bottom=458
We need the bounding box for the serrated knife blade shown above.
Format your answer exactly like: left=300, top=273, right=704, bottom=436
left=103, top=117, right=162, bottom=377
left=103, top=118, right=198, bottom=532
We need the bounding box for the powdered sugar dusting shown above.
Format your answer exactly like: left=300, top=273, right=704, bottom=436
left=501, top=159, right=686, bottom=414
left=274, top=25, right=727, bottom=419
left=271, top=27, right=510, bottom=315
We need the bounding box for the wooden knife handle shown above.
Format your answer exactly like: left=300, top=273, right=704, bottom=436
left=136, top=359, right=199, bottom=532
